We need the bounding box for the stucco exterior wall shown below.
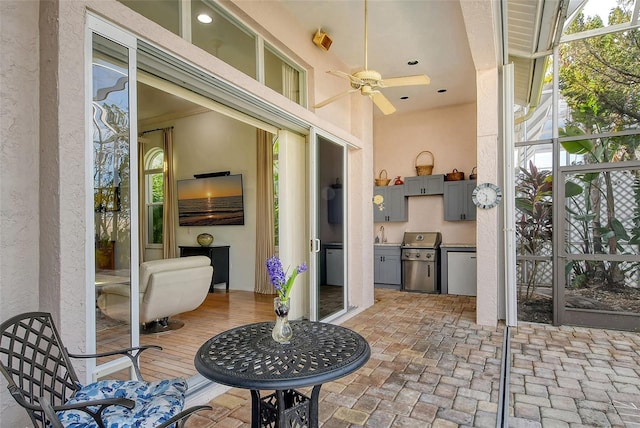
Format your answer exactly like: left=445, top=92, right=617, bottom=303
left=373, top=103, right=478, bottom=245
left=0, top=2, right=41, bottom=425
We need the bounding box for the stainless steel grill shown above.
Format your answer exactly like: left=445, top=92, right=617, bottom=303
left=401, top=232, right=442, bottom=293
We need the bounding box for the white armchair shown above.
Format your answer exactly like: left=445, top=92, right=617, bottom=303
left=97, top=256, right=213, bottom=332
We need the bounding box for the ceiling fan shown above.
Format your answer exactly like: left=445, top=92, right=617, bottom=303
left=314, top=0, right=430, bottom=115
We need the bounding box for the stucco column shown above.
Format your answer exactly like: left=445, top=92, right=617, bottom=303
left=349, top=94, right=374, bottom=309
left=475, top=67, right=501, bottom=326
left=40, top=0, right=88, bottom=356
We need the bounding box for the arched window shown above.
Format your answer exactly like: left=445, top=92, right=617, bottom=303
left=145, top=147, right=164, bottom=245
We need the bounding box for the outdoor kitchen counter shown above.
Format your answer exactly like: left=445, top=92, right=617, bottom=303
left=441, top=243, right=476, bottom=248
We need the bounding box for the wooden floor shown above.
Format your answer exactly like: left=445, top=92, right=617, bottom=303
left=96, top=290, right=275, bottom=381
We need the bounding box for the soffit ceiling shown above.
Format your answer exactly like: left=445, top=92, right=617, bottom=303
left=279, top=0, right=477, bottom=115
left=138, top=1, right=562, bottom=121
left=507, top=0, right=565, bottom=107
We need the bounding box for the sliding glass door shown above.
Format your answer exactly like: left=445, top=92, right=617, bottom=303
left=311, top=132, right=348, bottom=320
left=89, top=17, right=139, bottom=378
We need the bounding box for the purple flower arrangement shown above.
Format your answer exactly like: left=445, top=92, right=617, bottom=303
left=266, top=255, right=308, bottom=303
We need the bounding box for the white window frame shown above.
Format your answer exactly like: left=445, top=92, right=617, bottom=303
left=145, top=147, right=164, bottom=249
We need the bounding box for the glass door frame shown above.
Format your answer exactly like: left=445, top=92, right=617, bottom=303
left=86, top=14, right=140, bottom=382
left=308, top=128, right=348, bottom=322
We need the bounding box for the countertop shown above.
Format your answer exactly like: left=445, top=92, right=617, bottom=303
left=323, top=242, right=344, bottom=248
left=441, top=243, right=476, bottom=248
left=374, top=243, right=401, bottom=246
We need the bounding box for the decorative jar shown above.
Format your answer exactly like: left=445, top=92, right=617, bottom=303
left=197, top=233, right=214, bottom=246
left=272, top=298, right=293, bottom=343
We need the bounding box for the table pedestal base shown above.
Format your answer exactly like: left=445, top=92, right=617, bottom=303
left=251, top=385, right=321, bottom=428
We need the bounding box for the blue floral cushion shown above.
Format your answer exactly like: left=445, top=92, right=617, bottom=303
left=57, top=378, right=187, bottom=427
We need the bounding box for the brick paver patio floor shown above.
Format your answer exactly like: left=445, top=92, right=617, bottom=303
left=186, top=289, right=640, bottom=427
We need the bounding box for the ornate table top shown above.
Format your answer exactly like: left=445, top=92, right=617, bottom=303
left=195, top=321, right=370, bottom=390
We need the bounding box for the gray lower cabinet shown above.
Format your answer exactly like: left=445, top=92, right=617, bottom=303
left=444, top=180, right=477, bottom=221
left=374, top=246, right=401, bottom=285
left=404, top=174, right=445, bottom=196
left=373, top=186, right=407, bottom=222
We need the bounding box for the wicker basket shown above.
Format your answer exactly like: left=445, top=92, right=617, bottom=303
left=415, top=151, right=434, bottom=176
left=469, top=166, right=477, bottom=180
left=445, top=168, right=465, bottom=181
left=375, top=169, right=391, bottom=186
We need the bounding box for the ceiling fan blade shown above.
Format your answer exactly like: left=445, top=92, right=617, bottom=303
left=379, top=74, right=431, bottom=88
left=314, top=89, right=359, bottom=108
left=327, top=70, right=364, bottom=86
left=370, top=92, right=396, bottom=115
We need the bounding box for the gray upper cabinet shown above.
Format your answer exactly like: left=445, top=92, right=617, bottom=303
left=404, top=174, right=445, bottom=196
left=373, top=186, right=407, bottom=222
left=444, top=180, right=477, bottom=221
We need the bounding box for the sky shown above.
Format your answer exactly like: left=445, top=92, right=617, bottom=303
left=581, top=0, right=618, bottom=22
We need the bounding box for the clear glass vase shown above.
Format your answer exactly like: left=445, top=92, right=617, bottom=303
left=272, top=297, right=293, bottom=343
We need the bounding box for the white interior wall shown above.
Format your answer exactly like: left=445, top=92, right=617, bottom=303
left=168, top=110, right=258, bottom=292
left=373, top=103, right=477, bottom=244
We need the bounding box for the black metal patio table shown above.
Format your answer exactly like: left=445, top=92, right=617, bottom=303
left=195, top=321, right=371, bottom=428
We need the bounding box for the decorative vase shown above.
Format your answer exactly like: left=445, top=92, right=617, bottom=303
left=197, top=233, right=214, bottom=246
left=272, top=297, right=293, bottom=343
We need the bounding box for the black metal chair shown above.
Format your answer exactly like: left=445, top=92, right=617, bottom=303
left=0, top=311, right=211, bottom=427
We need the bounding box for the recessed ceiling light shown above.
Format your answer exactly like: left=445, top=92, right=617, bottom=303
left=407, top=60, right=419, bottom=66
left=400, top=96, right=409, bottom=100
left=437, top=89, right=447, bottom=93
left=197, top=14, right=213, bottom=24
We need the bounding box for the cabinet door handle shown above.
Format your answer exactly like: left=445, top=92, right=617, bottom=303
left=427, top=265, right=431, bottom=276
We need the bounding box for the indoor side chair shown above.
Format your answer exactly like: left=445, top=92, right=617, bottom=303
left=0, top=311, right=211, bottom=428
